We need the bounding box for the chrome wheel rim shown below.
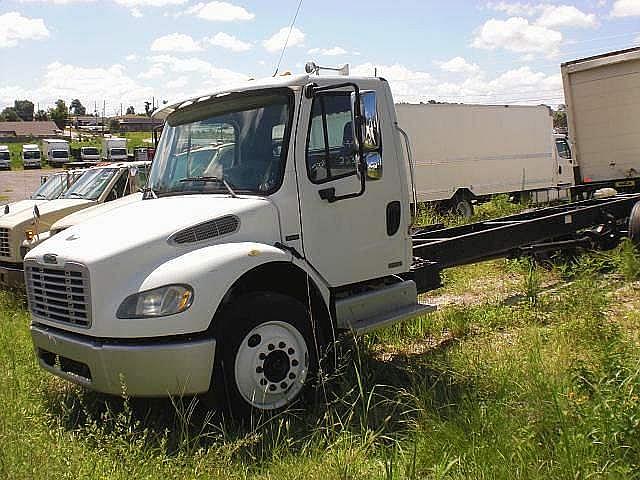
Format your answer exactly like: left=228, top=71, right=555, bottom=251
left=234, top=321, right=309, bottom=410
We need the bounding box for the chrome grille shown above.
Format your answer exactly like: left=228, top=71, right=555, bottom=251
left=0, top=228, right=9, bottom=257
left=170, top=215, right=240, bottom=244
left=25, top=262, right=91, bottom=328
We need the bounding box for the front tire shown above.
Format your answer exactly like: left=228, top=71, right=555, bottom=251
left=209, top=292, right=321, bottom=418
left=629, top=201, right=640, bottom=247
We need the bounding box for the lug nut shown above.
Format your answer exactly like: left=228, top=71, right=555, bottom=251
left=291, top=359, right=299, bottom=367
left=288, top=348, right=294, bottom=355
left=247, top=334, right=261, bottom=348
left=268, top=344, right=275, bottom=351
left=259, top=353, right=266, bottom=360
left=280, top=382, right=288, bottom=389
left=289, top=373, right=296, bottom=380
left=269, top=384, right=277, bottom=391
left=278, top=342, right=286, bottom=349
left=256, top=366, right=263, bottom=373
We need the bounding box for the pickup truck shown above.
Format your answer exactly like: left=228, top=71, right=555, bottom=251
left=0, top=162, right=149, bottom=287
left=24, top=71, right=640, bottom=418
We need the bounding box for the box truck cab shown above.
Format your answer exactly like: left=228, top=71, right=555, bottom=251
left=42, top=139, right=70, bottom=167
left=80, top=146, right=100, bottom=162
left=102, top=138, right=127, bottom=161
left=21, top=144, right=41, bottom=169
left=0, top=145, right=10, bottom=170
left=0, top=161, right=150, bottom=287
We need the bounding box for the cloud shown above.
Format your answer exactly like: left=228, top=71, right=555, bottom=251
left=308, top=46, right=348, bottom=56
left=138, top=65, right=165, bottom=79
left=439, top=56, right=480, bottom=74
left=150, top=33, right=203, bottom=52
left=125, top=54, right=138, bottom=61
left=351, top=62, right=563, bottom=105
left=166, top=76, right=189, bottom=89
left=0, top=12, right=50, bottom=48
left=611, top=0, right=640, bottom=17
left=184, top=1, right=255, bottom=21
left=206, top=32, right=252, bottom=52
left=263, top=26, right=305, bottom=53
left=130, top=7, right=143, bottom=17
left=472, top=17, right=562, bottom=56
left=536, top=5, right=596, bottom=28
left=18, top=0, right=94, bottom=3
left=115, top=0, right=187, bottom=6
left=148, top=55, right=247, bottom=82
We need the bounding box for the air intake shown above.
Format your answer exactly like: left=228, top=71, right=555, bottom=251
left=169, top=215, right=240, bottom=244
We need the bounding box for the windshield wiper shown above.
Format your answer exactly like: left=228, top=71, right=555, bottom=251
left=179, top=176, right=237, bottom=198
left=32, top=194, right=47, bottom=199
left=67, top=192, right=85, bottom=198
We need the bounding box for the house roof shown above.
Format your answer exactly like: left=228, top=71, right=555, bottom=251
left=0, top=121, right=59, bottom=138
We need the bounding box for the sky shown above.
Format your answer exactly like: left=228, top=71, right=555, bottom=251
left=0, top=0, right=639, bottom=115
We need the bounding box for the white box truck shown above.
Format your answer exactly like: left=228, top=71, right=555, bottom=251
left=0, top=145, right=10, bottom=170
left=395, top=104, right=575, bottom=215
left=102, top=137, right=128, bottom=161
left=561, top=47, right=640, bottom=194
left=23, top=71, right=640, bottom=417
left=42, top=139, right=70, bottom=167
left=21, top=144, right=41, bottom=169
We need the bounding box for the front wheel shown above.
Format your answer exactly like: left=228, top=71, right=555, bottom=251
left=452, top=196, right=474, bottom=218
left=208, top=292, right=321, bottom=418
left=629, top=201, right=640, bottom=247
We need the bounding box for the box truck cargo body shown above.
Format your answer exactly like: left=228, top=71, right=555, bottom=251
left=102, top=137, right=127, bottom=161
left=395, top=104, right=574, bottom=211
left=561, top=47, right=640, bottom=190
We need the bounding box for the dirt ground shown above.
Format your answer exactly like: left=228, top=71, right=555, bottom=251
left=0, top=169, right=63, bottom=203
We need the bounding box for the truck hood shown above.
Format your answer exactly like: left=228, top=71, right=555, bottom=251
left=0, top=198, right=92, bottom=229
left=27, top=195, right=281, bottom=266
left=0, top=199, right=47, bottom=219
left=51, top=192, right=143, bottom=232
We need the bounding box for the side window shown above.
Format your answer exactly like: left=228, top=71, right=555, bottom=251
left=555, top=138, right=572, bottom=159
left=306, top=94, right=357, bottom=183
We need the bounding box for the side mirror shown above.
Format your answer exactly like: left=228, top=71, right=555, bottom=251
left=365, top=152, right=382, bottom=180
left=359, top=91, right=381, bottom=153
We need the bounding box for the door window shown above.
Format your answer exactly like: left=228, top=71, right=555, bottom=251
left=306, top=93, right=357, bottom=183
left=555, top=138, right=572, bottom=159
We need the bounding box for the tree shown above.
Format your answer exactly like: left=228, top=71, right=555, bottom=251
left=70, top=99, right=86, bottom=116
left=144, top=101, right=152, bottom=117
left=14, top=100, right=34, bottom=121
left=126, top=105, right=135, bottom=115
left=109, top=118, right=120, bottom=133
left=553, top=104, right=567, bottom=129
left=34, top=110, right=49, bottom=121
left=48, top=99, right=69, bottom=129
left=0, top=107, right=20, bottom=122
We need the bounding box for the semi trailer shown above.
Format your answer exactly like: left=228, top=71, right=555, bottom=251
left=395, top=104, right=575, bottom=216
left=24, top=72, right=640, bottom=417
left=561, top=47, right=640, bottom=194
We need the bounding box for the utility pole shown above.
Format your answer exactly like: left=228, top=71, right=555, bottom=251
left=102, top=100, right=105, bottom=137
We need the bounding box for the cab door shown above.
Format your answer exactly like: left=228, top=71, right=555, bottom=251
left=294, top=83, right=410, bottom=287
left=554, top=136, right=575, bottom=185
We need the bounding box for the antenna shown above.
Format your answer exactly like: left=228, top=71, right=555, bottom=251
left=273, top=0, right=305, bottom=76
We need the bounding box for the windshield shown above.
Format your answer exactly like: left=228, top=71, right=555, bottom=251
left=0, top=152, right=8, bottom=160
left=24, top=151, right=40, bottom=159
left=30, top=173, right=78, bottom=200
left=52, top=150, right=69, bottom=159
left=111, top=148, right=127, bottom=156
left=147, top=91, right=292, bottom=197
left=83, top=147, right=99, bottom=155
left=63, top=168, right=118, bottom=200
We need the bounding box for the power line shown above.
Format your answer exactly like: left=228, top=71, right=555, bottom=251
left=273, top=0, right=304, bottom=77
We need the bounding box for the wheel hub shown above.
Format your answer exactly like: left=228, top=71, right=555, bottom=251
left=234, top=321, right=309, bottom=410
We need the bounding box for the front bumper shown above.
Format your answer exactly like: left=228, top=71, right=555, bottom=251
left=31, top=323, right=216, bottom=396
left=0, top=262, right=24, bottom=288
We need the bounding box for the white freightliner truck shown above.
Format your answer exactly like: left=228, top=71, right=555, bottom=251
left=42, top=139, right=70, bottom=167
left=0, top=162, right=150, bottom=287
left=25, top=72, right=640, bottom=416
left=561, top=47, right=640, bottom=195
left=80, top=146, right=101, bottom=162
left=395, top=104, right=575, bottom=215
left=21, top=144, right=42, bottom=169
left=0, top=145, right=10, bottom=170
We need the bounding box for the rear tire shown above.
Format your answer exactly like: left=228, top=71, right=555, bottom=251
left=452, top=196, right=474, bottom=218
left=207, top=292, right=322, bottom=419
left=629, top=201, right=640, bottom=247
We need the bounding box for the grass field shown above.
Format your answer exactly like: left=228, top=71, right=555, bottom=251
left=2, top=201, right=640, bottom=479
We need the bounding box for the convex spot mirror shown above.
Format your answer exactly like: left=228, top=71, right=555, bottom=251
left=365, top=152, right=382, bottom=180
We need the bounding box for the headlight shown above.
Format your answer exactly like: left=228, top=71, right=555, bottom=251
left=117, top=284, right=193, bottom=319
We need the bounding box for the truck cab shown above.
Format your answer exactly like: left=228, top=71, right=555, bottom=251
left=102, top=137, right=128, bottom=162
left=26, top=74, right=421, bottom=415
left=0, top=145, right=10, bottom=170
left=21, top=144, right=41, bottom=169
left=80, top=146, right=100, bottom=162
left=43, top=139, right=70, bottom=167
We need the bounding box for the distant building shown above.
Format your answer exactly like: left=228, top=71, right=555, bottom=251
left=71, top=115, right=102, bottom=127
left=0, top=121, right=60, bottom=139
left=112, top=115, right=163, bottom=132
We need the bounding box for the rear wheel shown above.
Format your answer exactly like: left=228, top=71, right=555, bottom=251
left=208, top=292, right=321, bottom=418
left=452, top=195, right=474, bottom=218
left=629, top=201, right=640, bottom=247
